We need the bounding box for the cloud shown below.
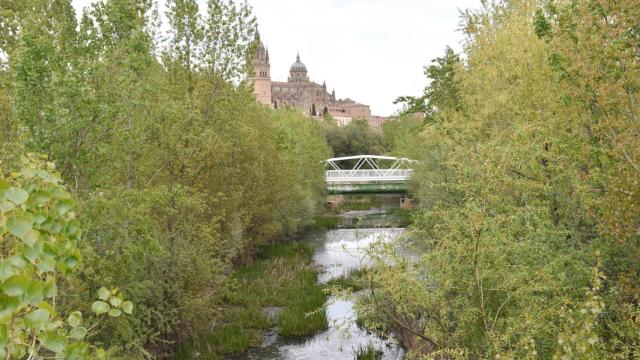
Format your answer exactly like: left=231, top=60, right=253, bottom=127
left=249, top=0, right=479, bottom=115
left=71, top=0, right=480, bottom=115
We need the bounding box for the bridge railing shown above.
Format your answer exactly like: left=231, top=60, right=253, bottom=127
left=326, top=169, right=413, bottom=182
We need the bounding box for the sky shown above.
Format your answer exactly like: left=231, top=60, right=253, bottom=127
left=72, top=0, right=480, bottom=116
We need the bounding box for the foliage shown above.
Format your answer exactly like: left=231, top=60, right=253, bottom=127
left=393, top=46, right=462, bottom=117
left=360, top=0, right=640, bottom=358
left=0, top=0, right=329, bottom=357
left=174, top=242, right=327, bottom=358
left=321, top=118, right=385, bottom=158
left=381, top=114, right=426, bottom=159
left=354, top=343, right=382, bottom=360
left=0, top=155, right=131, bottom=359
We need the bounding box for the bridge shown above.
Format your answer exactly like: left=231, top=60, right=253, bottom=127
left=325, top=155, right=416, bottom=194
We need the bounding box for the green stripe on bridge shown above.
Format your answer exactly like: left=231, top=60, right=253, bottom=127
left=326, top=182, right=409, bottom=194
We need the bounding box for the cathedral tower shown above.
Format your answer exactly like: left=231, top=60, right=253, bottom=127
left=251, top=38, right=272, bottom=106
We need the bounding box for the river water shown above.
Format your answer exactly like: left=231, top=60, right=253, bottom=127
left=232, top=198, right=407, bottom=360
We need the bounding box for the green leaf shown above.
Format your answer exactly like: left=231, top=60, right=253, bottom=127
left=69, top=326, right=87, bottom=340
left=46, top=320, right=63, bottom=332
left=55, top=199, right=74, bottom=216
left=0, top=294, right=19, bottom=321
left=91, top=301, right=109, bottom=315
left=1, top=275, right=30, bottom=297
left=108, top=308, right=121, bottom=317
left=7, top=214, right=34, bottom=239
left=121, top=301, right=133, bottom=314
left=97, top=287, right=110, bottom=301
left=0, top=179, right=9, bottom=192
left=21, top=168, right=36, bottom=179
left=37, top=301, right=56, bottom=316
left=64, top=220, right=81, bottom=237
left=23, top=240, right=43, bottom=262
left=38, top=332, right=67, bottom=353
left=109, top=296, right=123, bottom=308
left=0, top=261, right=13, bottom=282
left=4, top=188, right=28, bottom=205
left=33, top=213, right=48, bottom=225
left=31, top=191, right=52, bottom=207
left=25, top=280, right=44, bottom=304
left=8, top=342, right=25, bottom=358
left=9, top=255, right=28, bottom=269
left=22, top=229, right=40, bottom=247
left=67, top=311, right=82, bottom=327
left=0, top=323, right=8, bottom=344
left=0, top=200, right=16, bottom=213
left=43, top=277, right=57, bottom=299
left=64, top=255, right=80, bottom=270
left=67, top=342, right=89, bottom=359
left=95, top=348, right=107, bottom=360
left=38, top=256, right=56, bottom=273
left=24, top=309, right=50, bottom=330
left=35, top=169, right=50, bottom=181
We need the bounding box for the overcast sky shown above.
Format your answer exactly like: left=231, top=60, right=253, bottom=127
left=72, top=0, right=480, bottom=116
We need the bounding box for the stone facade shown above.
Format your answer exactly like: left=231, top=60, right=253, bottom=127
left=250, top=40, right=373, bottom=125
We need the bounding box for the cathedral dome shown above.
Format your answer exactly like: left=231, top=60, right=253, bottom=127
left=290, top=53, right=307, bottom=72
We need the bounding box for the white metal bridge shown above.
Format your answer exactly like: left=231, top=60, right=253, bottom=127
left=325, top=155, right=416, bottom=193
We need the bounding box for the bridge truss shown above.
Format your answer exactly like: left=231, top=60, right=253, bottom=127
left=325, top=155, right=416, bottom=184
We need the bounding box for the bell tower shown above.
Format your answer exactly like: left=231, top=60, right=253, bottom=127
left=250, top=35, right=272, bottom=106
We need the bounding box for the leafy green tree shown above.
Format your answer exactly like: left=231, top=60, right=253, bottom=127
left=359, top=1, right=640, bottom=358
left=321, top=118, right=384, bottom=158
left=1, top=0, right=328, bottom=358
left=394, top=46, right=462, bottom=117
left=0, top=154, right=131, bottom=359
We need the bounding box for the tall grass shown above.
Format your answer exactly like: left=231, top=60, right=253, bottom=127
left=326, top=268, right=368, bottom=291
left=354, top=344, right=382, bottom=360
left=174, top=242, right=327, bottom=358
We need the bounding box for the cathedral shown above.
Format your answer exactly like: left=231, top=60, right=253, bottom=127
left=251, top=40, right=372, bottom=125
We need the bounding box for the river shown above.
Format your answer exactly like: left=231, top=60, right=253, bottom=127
left=232, top=195, right=407, bottom=360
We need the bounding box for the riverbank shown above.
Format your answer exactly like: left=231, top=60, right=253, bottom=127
left=174, top=242, right=327, bottom=359
left=314, top=194, right=413, bottom=230
left=175, top=196, right=409, bottom=359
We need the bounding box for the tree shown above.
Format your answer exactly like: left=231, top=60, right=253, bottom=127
left=394, top=46, right=462, bottom=118
left=0, top=0, right=330, bottom=358
left=321, top=118, right=384, bottom=158
left=359, top=1, right=639, bottom=358
left=0, top=154, right=131, bottom=359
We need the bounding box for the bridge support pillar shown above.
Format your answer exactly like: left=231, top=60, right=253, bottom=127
left=400, top=196, right=413, bottom=210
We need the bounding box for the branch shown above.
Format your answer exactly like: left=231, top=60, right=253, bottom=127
left=367, top=270, right=442, bottom=349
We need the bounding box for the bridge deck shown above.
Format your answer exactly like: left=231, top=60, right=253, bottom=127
left=324, top=155, right=415, bottom=194
left=325, top=169, right=413, bottom=183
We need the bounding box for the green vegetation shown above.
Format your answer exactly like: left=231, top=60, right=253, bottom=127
left=0, top=156, right=132, bottom=359
left=326, top=268, right=368, bottom=292
left=174, top=242, right=327, bottom=358
left=313, top=214, right=340, bottom=230
left=321, top=117, right=385, bottom=158
left=354, top=344, right=382, bottom=360
left=364, top=1, right=640, bottom=359
left=1, top=0, right=638, bottom=359
left=0, top=0, right=328, bottom=358
left=334, top=196, right=383, bottom=212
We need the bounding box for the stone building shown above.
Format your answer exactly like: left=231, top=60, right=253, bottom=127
left=250, top=40, right=373, bottom=125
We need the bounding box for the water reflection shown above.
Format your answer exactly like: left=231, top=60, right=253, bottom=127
left=232, top=227, right=405, bottom=360
left=311, top=228, right=405, bottom=283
